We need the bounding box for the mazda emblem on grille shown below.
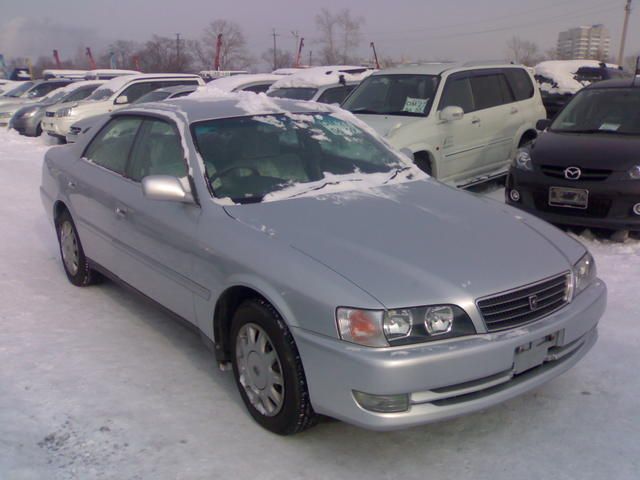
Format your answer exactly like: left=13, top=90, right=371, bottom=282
left=529, top=294, right=539, bottom=311
left=564, top=166, right=581, bottom=180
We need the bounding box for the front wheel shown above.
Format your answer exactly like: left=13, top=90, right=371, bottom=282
left=230, top=298, right=316, bottom=435
left=55, top=210, right=101, bottom=286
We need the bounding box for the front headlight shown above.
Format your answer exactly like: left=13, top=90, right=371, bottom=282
left=56, top=107, right=74, bottom=117
left=336, top=305, right=476, bottom=347
left=628, top=165, right=640, bottom=179
left=514, top=149, right=533, bottom=171
left=573, top=253, right=597, bottom=296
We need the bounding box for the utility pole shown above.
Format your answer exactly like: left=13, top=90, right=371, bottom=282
left=176, top=33, right=181, bottom=71
left=271, top=29, right=279, bottom=70
left=291, top=30, right=300, bottom=57
left=618, top=0, right=632, bottom=65
left=308, top=50, right=313, bottom=67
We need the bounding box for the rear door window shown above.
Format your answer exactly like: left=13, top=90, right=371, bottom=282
left=470, top=73, right=514, bottom=110
left=503, top=69, right=534, bottom=101
left=84, top=117, right=143, bottom=174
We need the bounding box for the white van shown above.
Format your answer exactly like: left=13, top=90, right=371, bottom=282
left=48, top=73, right=204, bottom=139
left=342, top=62, right=546, bottom=187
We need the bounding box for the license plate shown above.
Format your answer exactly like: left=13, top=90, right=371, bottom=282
left=513, top=331, right=563, bottom=374
left=549, top=187, right=588, bottom=209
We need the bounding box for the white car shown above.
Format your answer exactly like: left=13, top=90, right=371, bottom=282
left=46, top=73, right=204, bottom=140
left=267, top=66, right=373, bottom=104
left=342, top=62, right=547, bottom=187
left=203, top=73, right=281, bottom=94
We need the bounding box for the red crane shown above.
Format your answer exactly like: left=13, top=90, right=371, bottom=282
left=213, top=34, right=223, bottom=70
left=294, top=37, right=304, bottom=68
left=86, top=47, right=97, bottom=70
left=52, top=50, right=62, bottom=69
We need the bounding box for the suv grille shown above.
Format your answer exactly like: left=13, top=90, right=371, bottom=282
left=478, top=273, right=569, bottom=332
left=540, top=165, right=611, bottom=181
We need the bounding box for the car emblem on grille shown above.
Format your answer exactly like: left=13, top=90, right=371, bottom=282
left=564, top=166, right=581, bottom=180
left=529, top=294, right=539, bottom=311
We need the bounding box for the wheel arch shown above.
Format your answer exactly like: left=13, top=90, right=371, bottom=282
left=53, top=200, right=69, bottom=223
left=518, top=129, right=538, bottom=148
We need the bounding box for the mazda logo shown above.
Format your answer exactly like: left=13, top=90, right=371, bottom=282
left=529, top=294, right=539, bottom=311
left=564, top=166, right=582, bottom=180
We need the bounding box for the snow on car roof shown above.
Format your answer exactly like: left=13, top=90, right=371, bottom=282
left=534, top=60, right=620, bottom=95
left=202, top=74, right=281, bottom=92
left=267, top=66, right=374, bottom=91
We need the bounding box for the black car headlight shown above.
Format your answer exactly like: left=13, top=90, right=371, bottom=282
left=513, top=149, right=533, bottom=171
left=628, top=165, right=640, bottom=180
left=336, top=305, right=476, bottom=347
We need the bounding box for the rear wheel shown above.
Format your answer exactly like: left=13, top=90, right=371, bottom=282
left=230, top=298, right=316, bottom=435
left=55, top=210, right=101, bottom=286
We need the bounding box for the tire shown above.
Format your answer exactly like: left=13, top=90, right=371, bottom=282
left=55, top=210, right=101, bottom=286
left=230, top=298, right=316, bottom=435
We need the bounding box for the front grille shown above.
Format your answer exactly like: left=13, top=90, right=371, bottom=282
left=45, top=112, right=55, bottom=117
left=540, top=165, right=611, bottom=181
left=533, top=191, right=612, bottom=218
left=478, top=273, right=569, bottom=332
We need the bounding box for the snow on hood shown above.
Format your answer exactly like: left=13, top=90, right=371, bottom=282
left=535, top=60, right=619, bottom=95
left=201, top=74, right=281, bottom=92
left=224, top=180, right=579, bottom=307
left=267, top=66, right=374, bottom=91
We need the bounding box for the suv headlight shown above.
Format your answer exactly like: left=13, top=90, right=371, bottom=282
left=336, top=305, right=476, bottom=347
left=56, top=107, right=74, bottom=117
left=514, top=149, right=533, bottom=171
left=629, top=165, right=640, bottom=179
left=572, top=253, right=597, bottom=296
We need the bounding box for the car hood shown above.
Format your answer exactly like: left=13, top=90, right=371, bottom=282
left=533, top=131, right=640, bottom=171
left=353, top=113, right=421, bottom=137
left=224, top=180, right=582, bottom=308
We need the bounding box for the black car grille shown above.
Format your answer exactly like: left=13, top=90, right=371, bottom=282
left=45, top=112, right=55, bottom=117
left=540, top=165, right=611, bottom=181
left=533, top=191, right=612, bottom=218
left=478, top=273, right=569, bottom=332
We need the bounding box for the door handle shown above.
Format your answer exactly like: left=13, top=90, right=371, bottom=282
left=67, top=181, right=77, bottom=189
left=510, top=107, right=519, bottom=114
left=471, top=117, right=481, bottom=124
left=115, top=207, right=128, bottom=218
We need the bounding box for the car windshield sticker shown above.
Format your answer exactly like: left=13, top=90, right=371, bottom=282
left=599, top=123, right=620, bottom=132
left=402, top=97, right=428, bottom=113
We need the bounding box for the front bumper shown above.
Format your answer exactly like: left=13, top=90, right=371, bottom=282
left=507, top=169, right=640, bottom=231
left=42, top=115, right=75, bottom=138
left=293, top=280, right=606, bottom=431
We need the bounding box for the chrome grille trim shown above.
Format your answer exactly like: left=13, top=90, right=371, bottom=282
left=477, top=273, right=570, bottom=332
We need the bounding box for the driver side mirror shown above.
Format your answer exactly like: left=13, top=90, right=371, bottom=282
left=536, top=119, right=551, bottom=131
left=439, top=106, right=464, bottom=122
left=114, top=95, right=129, bottom=105
left=142, top=175, right=194, bottom=204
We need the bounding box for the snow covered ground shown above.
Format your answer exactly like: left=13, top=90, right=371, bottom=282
left=1, top=129, right=638, bottom=479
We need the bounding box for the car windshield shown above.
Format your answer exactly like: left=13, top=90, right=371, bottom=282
left=267, top=88, right=318, bottom=101
left=41, top=90, right=68, bottom=104
left=343, top=74, right=439, bottom=117
left=133, top=90, right=171, bottom=104
left=551, top=88, right=640, bottom=136
left=4, top=81, right=35, bottom=98
left=192, top=112, right=406, bottom=204
left=86, top=87, right=115, bottom=101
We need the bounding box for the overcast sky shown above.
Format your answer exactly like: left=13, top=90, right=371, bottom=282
left=0, top=0, right=636, bottom=68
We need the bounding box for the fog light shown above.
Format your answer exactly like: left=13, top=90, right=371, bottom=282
left=509, top=189, right=521, bottom=202
left=633, top=203, right=640, bottom=216
left=353, top=391, right=409, bottom=413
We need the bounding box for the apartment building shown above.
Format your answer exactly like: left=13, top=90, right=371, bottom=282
left=557, top=24, right=611, bottom=60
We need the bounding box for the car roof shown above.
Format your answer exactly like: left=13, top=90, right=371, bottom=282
left=120, top=95, right=329, bottom=124
left=371, top=61, right=525, bottom=76
left=152, top=84, right=199, bottom=94
left=585, top=78, right=640, bottom=90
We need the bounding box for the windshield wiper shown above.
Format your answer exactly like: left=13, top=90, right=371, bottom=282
left=383, top=166, right=412, bottom=184
left=349, top=108, right=382, bottom=114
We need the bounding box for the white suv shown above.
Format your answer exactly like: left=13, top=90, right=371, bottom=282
left=343, top=63, right=546, bottom=187
left=46, top=73, right=204, bottom=140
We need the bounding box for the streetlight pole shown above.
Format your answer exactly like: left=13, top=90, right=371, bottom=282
left=618, top=0, right=632, bottom=65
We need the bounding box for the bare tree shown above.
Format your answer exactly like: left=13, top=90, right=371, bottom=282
left=260, top=48, right=293, bottom=70
left=195, top=20, right=252, bottom=70
left=98, top=40, right=140, bottom=70
left=506, top=36, right=543, bottom=66
left=315, top=8, right=364, bottom=65
left=134, top=35, right=192, bottom=73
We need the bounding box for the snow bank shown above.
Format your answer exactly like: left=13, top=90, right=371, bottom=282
left=534, top=60, right=620, bottom=95
left=267, top=66, right=374, bottom=91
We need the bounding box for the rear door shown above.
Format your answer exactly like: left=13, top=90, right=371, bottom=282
left=112, top=116, right=202, bottom=322
left=437, top=72, right=487, bottom=180
left=69, top=116, right=143, bottom=269
left=469, top=69, right=520, bottom=174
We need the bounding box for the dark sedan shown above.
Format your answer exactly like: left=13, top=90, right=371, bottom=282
left=506, top=79, right=640, bottom=234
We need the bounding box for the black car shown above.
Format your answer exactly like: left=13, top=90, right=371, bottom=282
left=506, top=79, right=640, bottom=233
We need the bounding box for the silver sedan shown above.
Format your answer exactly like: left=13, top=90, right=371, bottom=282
left=40, top=95, right=606, bottom=434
